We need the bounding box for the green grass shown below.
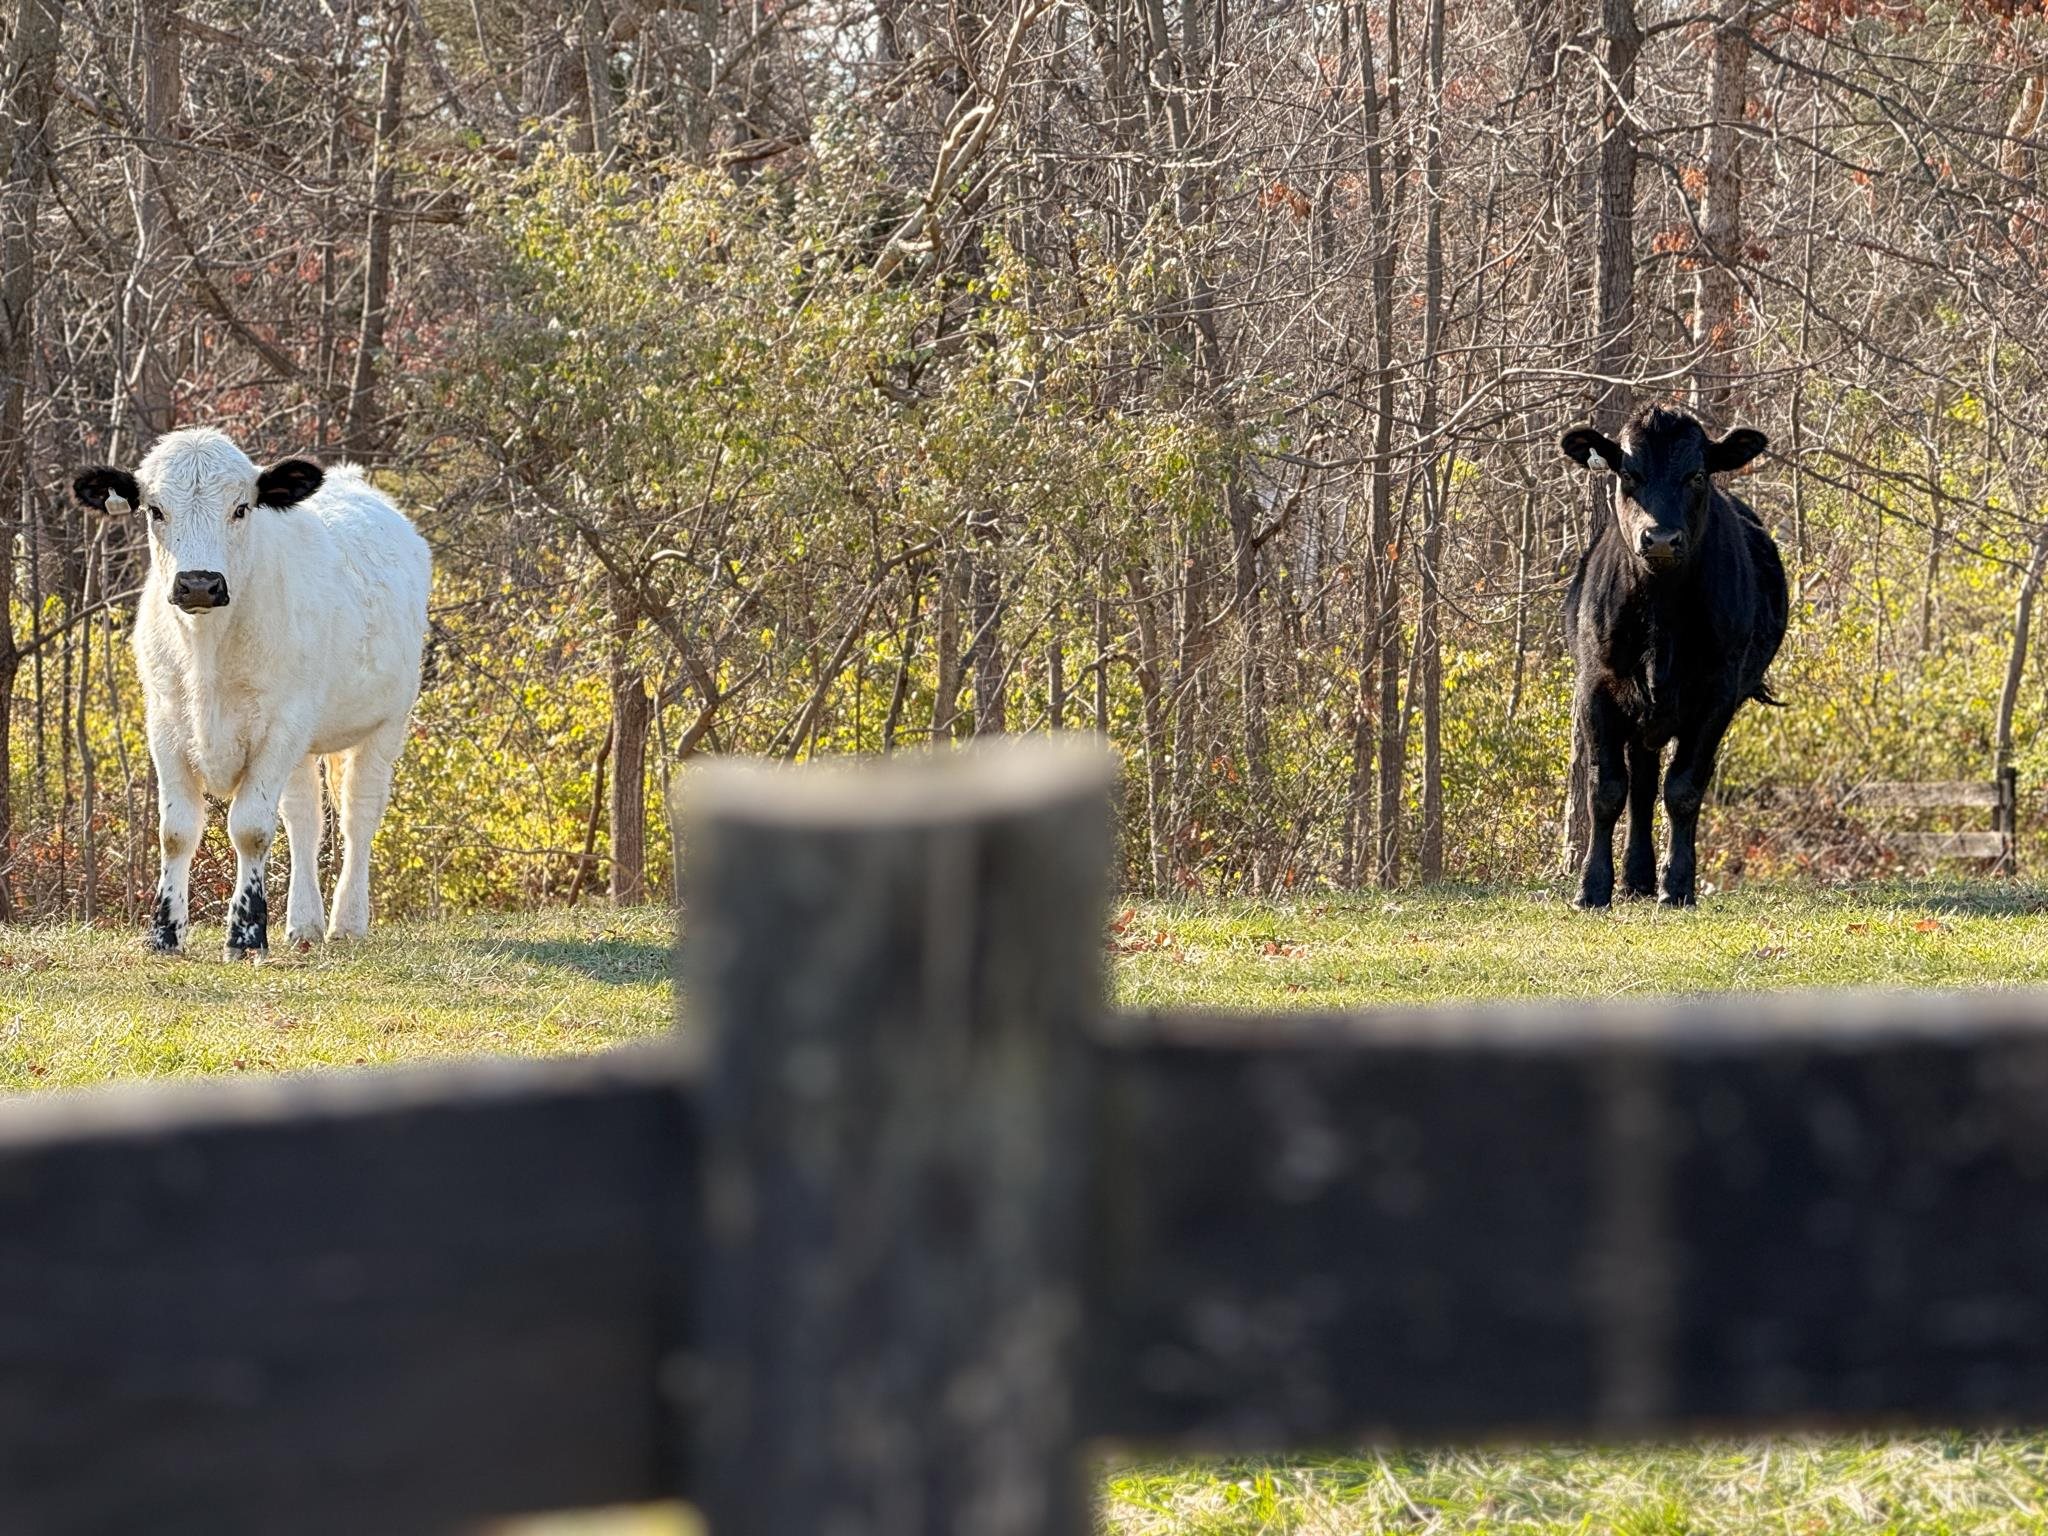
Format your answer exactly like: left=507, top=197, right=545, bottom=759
left=0, top=908, right=674, bottom=1091
left=1107, top=880, right=2048, bottom=1535
left=1113, top=881, right=2048, bottom=1013
left=1102, top=1438, right=2048, bottom=1535
left=19, top=882, right=2048, bottom=1534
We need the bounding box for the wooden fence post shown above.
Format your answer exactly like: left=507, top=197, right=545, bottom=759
left=1999, top=765, right=2020, bottom=876
left=677, top=739, right=1117, bottom=1536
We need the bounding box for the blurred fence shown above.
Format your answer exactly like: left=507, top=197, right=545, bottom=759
left=6, top=740, right=2048, bottom=1534
left=1716, top=769, right=2019, bottom=876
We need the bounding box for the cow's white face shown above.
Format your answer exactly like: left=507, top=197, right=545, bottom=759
left=146, top=470, right=254, bottom=614
left=72, top=430, right=323, bottom=617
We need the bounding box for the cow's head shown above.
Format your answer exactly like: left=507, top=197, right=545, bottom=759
left=72, top=428, right=323, bottom=616
left=1560, top=406, right=1767, bottom=574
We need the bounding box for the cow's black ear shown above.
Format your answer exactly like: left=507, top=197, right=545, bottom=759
left=72, top=465, right=139, bottom=512
left=1560, top=427, right=1623, bottom=471
left=256, top=458, right=323, bottom=508
left=1706, top=427, right=1768, bottom=473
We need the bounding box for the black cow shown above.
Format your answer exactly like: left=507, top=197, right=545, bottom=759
left=1560, top=404, right=1788, bottom=908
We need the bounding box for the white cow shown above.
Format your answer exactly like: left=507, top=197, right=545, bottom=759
left=72, top=428, right=431, bottom=958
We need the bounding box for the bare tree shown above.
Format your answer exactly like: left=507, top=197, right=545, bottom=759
left=0, top=0, right=63, bottom=919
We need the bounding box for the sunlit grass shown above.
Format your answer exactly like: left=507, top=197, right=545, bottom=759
left=1101, top=1436, right=2048, bottom=1534
left=1114, top=880, right=2048, bottom=1013
left=0, top=907, right=673, bottom=1091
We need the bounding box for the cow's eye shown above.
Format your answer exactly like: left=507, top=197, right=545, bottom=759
left=1617, top=471, right=1641, bottom=495
left=1687, top=470, right=1707, bottom=489
left=149, top=504, right=165, bottom=523
left=232, top=503, right=249, bottom=521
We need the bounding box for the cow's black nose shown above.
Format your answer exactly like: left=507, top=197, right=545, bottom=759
left=171, top=570, right=229, bottom=611
left=1637, top=528, right=1684, bottom=567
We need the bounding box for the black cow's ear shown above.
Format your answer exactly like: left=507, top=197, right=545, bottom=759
left=256, top=458, right=324, bottom=508
left=72, top=465, right=139, bottom=512
left=1706, top=427, right=1768, bottom=474
left=1559, top=427, right=1623, bottom=472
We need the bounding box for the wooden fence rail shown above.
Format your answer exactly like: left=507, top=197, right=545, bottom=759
left=8, top=740, right=2048, bottom=1533
left=1718, top=768, right=2020, bottom=871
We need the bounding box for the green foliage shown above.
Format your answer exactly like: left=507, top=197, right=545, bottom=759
left=25, top=152, right=2048, bottom=917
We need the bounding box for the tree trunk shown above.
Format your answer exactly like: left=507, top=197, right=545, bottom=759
left=1919, top=385, right=1949, bottom=654
left=0, top=0, right=64, bottom=921
left=1692, top=0, right=1751, bottom=417
left=76, top=531, right=99, bottom=922
left=1358, top=0, right=1406, bottom=889
left=881, top=584, right=921, bottom=751
left=519, top=2, right=576, bottom=152
left=683, top=0, right=720, bottom=158
left=1093, top=569, right=1111, bottom=735
left=1993, top=529, right=2048, bottom=781
left=1417, top=0, right=1449, bottom=883
left=2005, top=70, right=2047, bottom=248
left=1565, top=0, right=1640, bottom=879
left=122, top=0, right=183, bottom=454
left=1507, top=485, right=1536, bottom=723
left=1227, top=479, right=1273, bottom=889
left=1126, top=561, right=1171, bottom=892
left=342, top=0, right=409, bottom=457
left=566, top=722, right=612, bottom=906
left=608, top=596, right=649, bottom=906
left=315, top=2, right=358, bottom=447
left=933, top=554, right=966, bottom=739
left=579, top=0, right=615, bottom=158
left=969, top=512, right=1006, bottom=735
left=1592, top=0, right=1641, bottom=431
left=1048, top=621, right=1066, bottom=731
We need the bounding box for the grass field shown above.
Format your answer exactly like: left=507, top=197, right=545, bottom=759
left=0, top=908, right=674, bottom=1091
left=15, top=881, right=2048, bottom=1533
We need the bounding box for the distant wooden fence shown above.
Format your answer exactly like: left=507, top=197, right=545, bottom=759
left=12, top=740, right=2048, bottom=1533
left=1718, top=767, right=2020, bottom=873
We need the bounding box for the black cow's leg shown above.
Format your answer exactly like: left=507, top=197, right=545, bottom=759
left=1574, top=693, right=1629, bottom=909
left=1621, top=741, right=1662, bottom=899
left=1660, top=707, right=1736, bottom=906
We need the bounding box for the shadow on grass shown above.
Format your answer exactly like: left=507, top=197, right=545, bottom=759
left=467, top=938, right=672, bottom=985
left=1143, top=878, right=2048, bottom=920
left=1721, top=878, right=2048, bottom=918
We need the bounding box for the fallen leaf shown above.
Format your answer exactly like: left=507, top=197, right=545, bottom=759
left=1109, top=907, right=1136, bottom=936
left=1846, top=922, right=1871, bottom=935
left=1109, top=928, right=1177, bottom=956
left=1914, top=917, right=1944, bottom=933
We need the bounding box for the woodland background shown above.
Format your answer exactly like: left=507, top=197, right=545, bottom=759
left=0, top=0, right=2044, bottom=919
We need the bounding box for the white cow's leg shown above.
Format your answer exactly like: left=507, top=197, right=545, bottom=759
left=151, top=753, right=204, bottom=954
left=223, top=773, right=287, bottom=962
left=329, top=719, right=406, bottom=940
left=280, top=754, right=327, bottom=944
